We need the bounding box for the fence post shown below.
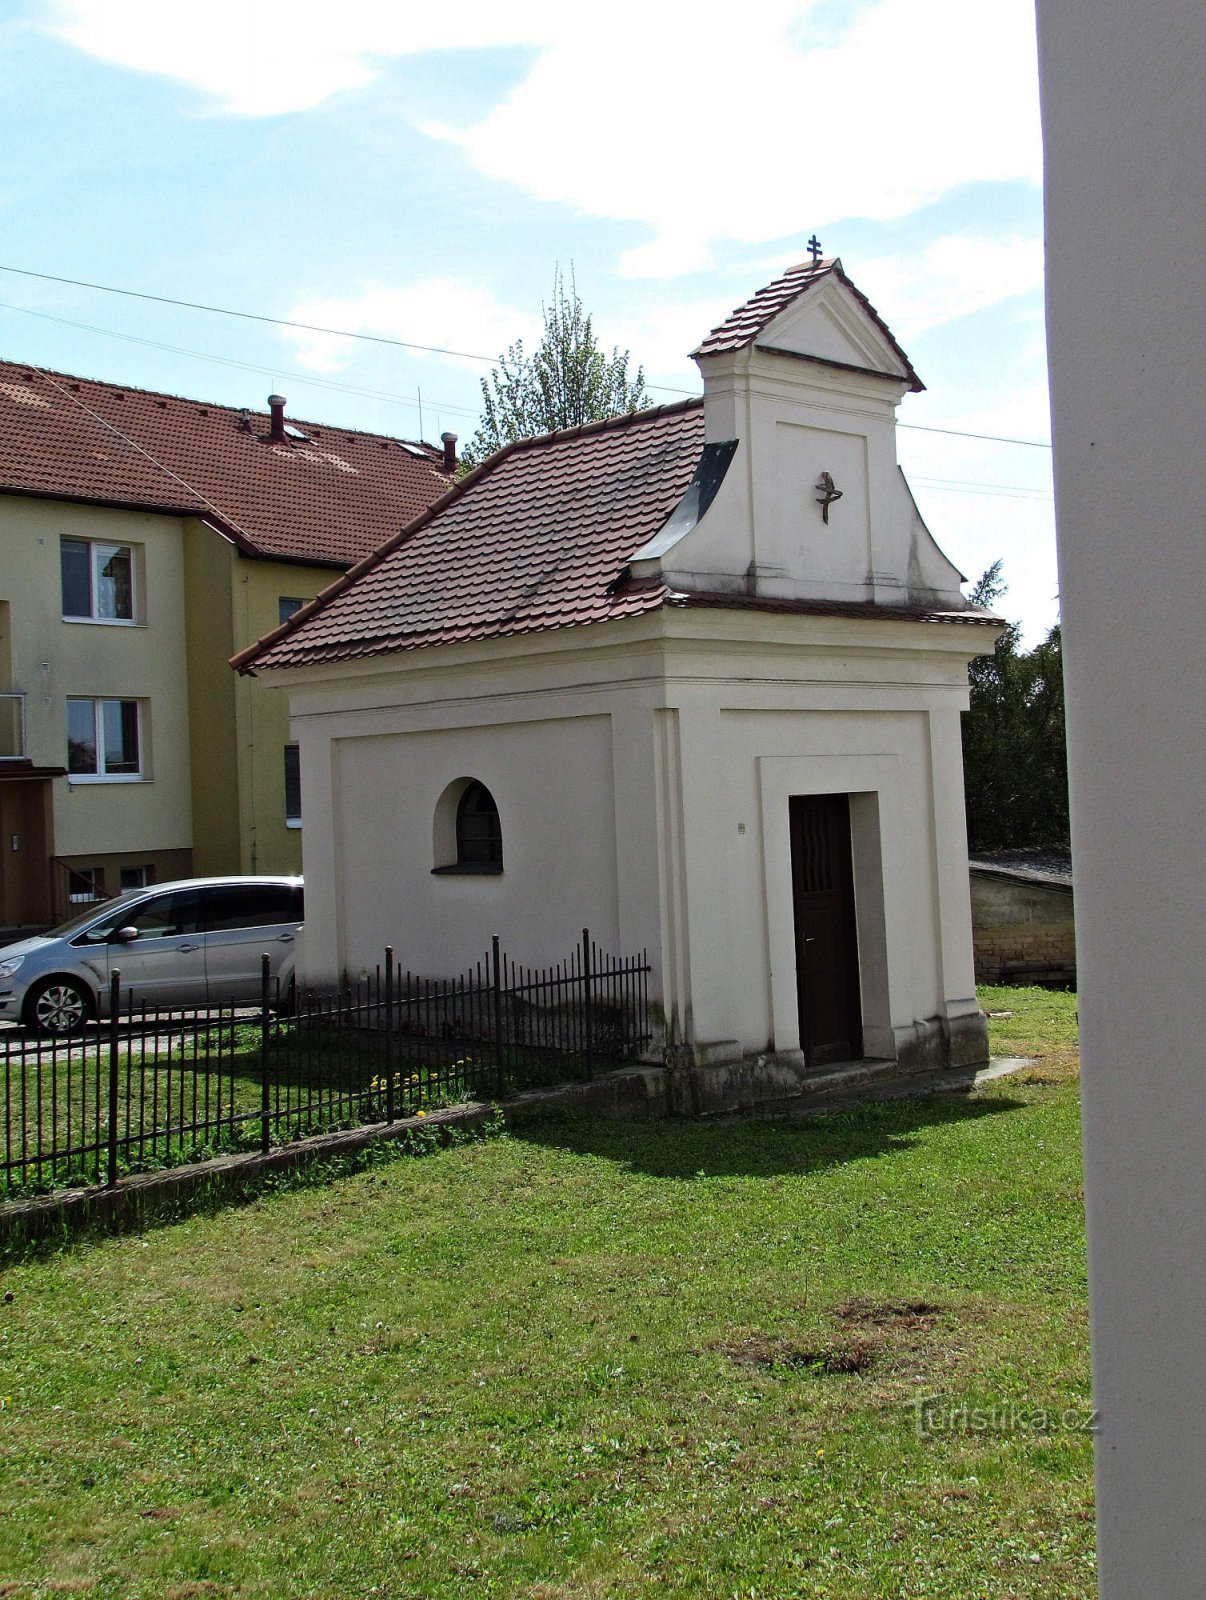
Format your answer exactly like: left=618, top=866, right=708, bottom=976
left=384, top=946, right=395, bottom=1124
left=582, top=928, right=595, bottom=1082
left=492, top=935, right=504, bottom=1099
left=106, top=969, right=121, bottom=1188
left=259, top=953, right=271, bottom=1155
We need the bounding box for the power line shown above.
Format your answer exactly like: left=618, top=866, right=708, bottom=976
left=899, top=420, right=1050, bottom=449
left=0, top=263, right=500, bottom=366
left=911, top=479, right=1054, bottom=503
left=0, top=299, right=483, bottom=422
left=0, top=261, right=1054, bottom=450
left=910, top=472, right=1052, bottom=498
left=30, top=363, right=251, bottom=539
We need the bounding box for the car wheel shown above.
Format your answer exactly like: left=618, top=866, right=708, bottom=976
left=26, top=978, right=93, bottom=1037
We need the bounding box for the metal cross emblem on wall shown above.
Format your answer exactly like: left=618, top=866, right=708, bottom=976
left=815, top=471, right=843, bottom=524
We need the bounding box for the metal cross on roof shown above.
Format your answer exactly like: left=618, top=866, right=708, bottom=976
left=806, top=235, right=823, bottom=265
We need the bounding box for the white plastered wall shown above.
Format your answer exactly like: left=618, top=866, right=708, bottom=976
left=655, top=673, right=978, bottom=1065
left=274, top=613, right=983, bottom=1069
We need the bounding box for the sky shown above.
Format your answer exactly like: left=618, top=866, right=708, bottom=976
left=0, top=0, right=1056, bottom=639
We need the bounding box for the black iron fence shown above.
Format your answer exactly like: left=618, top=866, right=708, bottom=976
left=1, top=932, right=651, bottom=1198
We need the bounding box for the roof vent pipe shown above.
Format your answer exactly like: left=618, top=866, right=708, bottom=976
left=268, top=394, right=287, bottom=444
left=441, top=431, right=458, bottom=472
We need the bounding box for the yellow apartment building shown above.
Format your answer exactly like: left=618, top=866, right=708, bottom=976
left=0, top=366, right=454, bottom=930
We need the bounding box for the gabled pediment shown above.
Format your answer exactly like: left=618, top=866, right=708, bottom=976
left=693, top=259, right=922, bottom=392
left=757, top=273, right=917, bottom=387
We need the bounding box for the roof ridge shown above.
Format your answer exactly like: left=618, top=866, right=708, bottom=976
left=498, top=395, right=703, bottom=455
left=0, top=354, right=438, bottom=454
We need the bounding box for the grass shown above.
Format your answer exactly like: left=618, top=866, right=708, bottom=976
left=979, top=984, right=1080, bottom=1084
left=0, top=987, right=1092, bottom=1598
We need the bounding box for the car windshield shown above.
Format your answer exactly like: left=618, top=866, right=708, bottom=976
left=49, top=891, right=143, bottom=938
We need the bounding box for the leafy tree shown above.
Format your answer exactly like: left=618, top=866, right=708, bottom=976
left=461, top=269, right=650, bottom=468
left=962, top=561, right=1069, bottom=850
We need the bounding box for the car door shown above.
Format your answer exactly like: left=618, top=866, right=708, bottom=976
left=198, top=883, right=302, bottom=1004
left=99, top=888, right=206, bottom=1010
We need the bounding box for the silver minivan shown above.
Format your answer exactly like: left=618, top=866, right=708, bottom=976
left=0, top=876, right=303, bottom=1034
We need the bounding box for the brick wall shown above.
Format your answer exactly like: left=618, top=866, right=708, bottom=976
left=970, top=874, right=1076, bottom=984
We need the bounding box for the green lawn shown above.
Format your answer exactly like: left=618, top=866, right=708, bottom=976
left=0, top=988, right=1092, bottom=1598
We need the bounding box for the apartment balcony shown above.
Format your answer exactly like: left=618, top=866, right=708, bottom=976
left=0, top=692, right=25, bottom=761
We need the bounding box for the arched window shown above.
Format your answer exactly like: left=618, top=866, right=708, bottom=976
left=456, top=781, right=502, bottom=868
left=432, top=778, right=504, bottom=874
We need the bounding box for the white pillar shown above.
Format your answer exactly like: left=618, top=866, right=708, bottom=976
left=1037, top=0, right=1206, bottom=1590
left=294, top=719, right=342, bottom=988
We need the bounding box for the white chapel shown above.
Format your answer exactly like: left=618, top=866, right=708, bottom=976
left=238, top=259, right=1001, bottom=1097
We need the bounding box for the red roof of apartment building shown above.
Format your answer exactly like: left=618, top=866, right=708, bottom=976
left=0, top=360, right=451, bottom=566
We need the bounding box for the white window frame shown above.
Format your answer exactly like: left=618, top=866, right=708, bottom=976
left=66, top=697, right=144, bottom=783
left=61, top=538, right=138, bottom=626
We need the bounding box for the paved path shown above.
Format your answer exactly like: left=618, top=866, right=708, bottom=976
left=727, top=1056, right=1034, bottom=1121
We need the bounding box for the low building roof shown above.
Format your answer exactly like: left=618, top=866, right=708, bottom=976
left=238, top=401, right=706, bottom=670
left=237, top=400, right=997, bottom=675
left=0, top=360, right=450, bottom=566
left=969, top=847, right=1074, bottom=889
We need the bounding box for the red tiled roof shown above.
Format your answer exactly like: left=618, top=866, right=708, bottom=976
left=0, top=360, right=451, bottom=566
left=692, top=258, right=923, bottom=391
left=237, top=400, right=994, bottom=675
left=238, top=401, right=707, bottom=671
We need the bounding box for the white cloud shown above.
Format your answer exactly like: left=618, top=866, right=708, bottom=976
left=282, top=279, right=543, bottom=374
left=427, top=1, right=1042, bottom=278
left=43, top=0, right=560, bottom=117
left=46, top=0, right=1042, bottom=270
left=854, top=235, right=1046, bottom=340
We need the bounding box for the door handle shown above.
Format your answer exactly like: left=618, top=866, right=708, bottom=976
left=276, top=933, right=294, bottom=943
left=177, top=942, right=199, bottom=952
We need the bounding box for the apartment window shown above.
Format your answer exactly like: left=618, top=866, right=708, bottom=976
left=279, top=597, right=309, bottom=625
left=67, top=698, right=142, bottom=780
left=66, top=864, right=106, bottom=903
left=119, top=864, right=155, bottom=891
left=284, top=744, right=301, bottom=826
left=61, top=539, right=135, bottom=623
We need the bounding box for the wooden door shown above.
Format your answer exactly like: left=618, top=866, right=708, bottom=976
left=789, top=794, right=863, bottom=1067
left=0, top=779, right=54, bottom=929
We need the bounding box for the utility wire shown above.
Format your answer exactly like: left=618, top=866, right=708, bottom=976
left=0, top=299, right=483, bottom=422
left=29, top=364, right=251, bottom=538
left=0, top=261, right=1054, bottom=451
left=899, top=420, right=1050, bottom=450
left=0, top=263, right=498, bottom=366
